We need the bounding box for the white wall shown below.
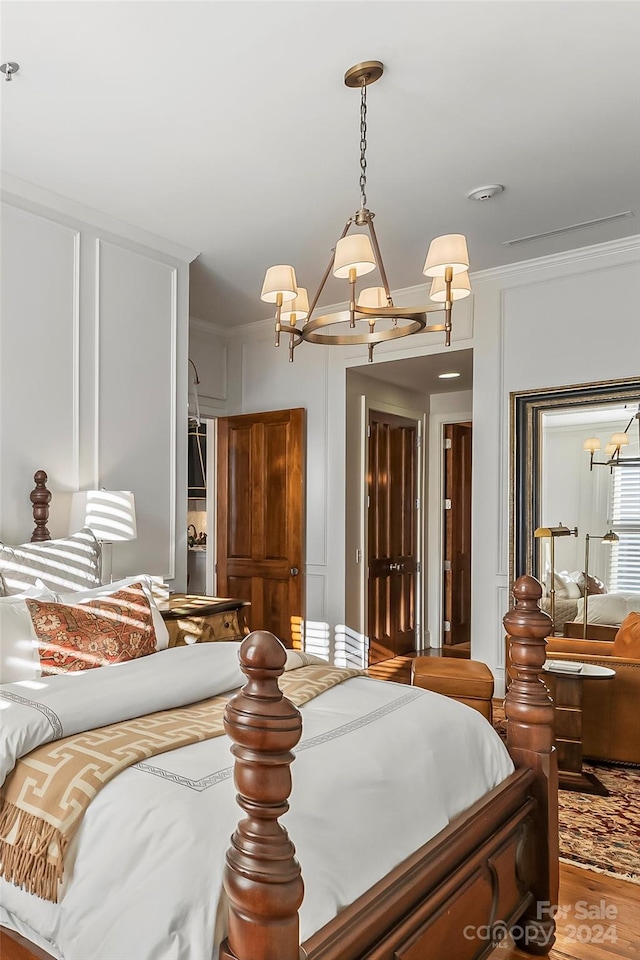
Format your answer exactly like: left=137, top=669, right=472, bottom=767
left=0, top=179, right=196, bottom=588
left=188, top=318, right=228, bottom=419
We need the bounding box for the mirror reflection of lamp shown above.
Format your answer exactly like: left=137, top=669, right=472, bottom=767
left=69, top=490, right=137, bottom=583
left=533, top=523, right=579, bottom=632
left=582, top=530, right=619, bottom=638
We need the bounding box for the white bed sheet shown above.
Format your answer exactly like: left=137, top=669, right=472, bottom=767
left=0, top=646, right=513, bottom=959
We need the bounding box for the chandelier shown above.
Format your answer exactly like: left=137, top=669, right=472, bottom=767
left=260, top=61, right=471, bottom=362
left=583, top=408, right=640, bottom=470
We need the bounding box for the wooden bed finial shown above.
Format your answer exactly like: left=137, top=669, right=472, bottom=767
left=504, top=575, right=558, bottom=955
left=30, top=470, right=52, bottom=543
left=220, top=631, right=304, bottom=960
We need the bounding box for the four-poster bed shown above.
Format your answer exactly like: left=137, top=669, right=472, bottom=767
left=0, top=473, right=558, bottom=960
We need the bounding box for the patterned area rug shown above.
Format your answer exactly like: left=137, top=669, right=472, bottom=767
left=493, top=703, right=640, bottom=883
left=557, top=762, right=640, bottom=883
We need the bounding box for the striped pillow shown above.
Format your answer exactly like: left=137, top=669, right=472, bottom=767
left=0, top=528, right=101, bottom=596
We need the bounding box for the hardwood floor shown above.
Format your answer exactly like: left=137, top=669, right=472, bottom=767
left=491, top=863, right=640, bottom=959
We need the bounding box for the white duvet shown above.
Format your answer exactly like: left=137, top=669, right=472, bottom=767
left=0, top=643, right=513, bottom=959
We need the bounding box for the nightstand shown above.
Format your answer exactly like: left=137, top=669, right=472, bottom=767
left=159, top=594, right=250, bottom=647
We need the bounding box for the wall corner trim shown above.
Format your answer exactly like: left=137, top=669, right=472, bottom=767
left=2, top=174, right=200, bottom=264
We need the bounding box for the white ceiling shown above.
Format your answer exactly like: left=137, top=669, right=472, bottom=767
left=543, top=403, right=639, bottom=428
left=352, top=348, right=473, bottom=396
left=2, top=1, right=639, bottom=329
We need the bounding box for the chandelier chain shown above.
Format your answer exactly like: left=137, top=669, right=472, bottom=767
left=359, top=81, right=367, bottom=210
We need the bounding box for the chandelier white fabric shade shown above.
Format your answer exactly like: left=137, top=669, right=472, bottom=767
left=611, top=432, right=630, bottom=447
left=429, top=272, right=472, bottom=302
left=260, top=265, right=298, bottom=304
left=423, top=234, right=470, bottom=278
left=583, top=437, right=601, bottom=452
left=605, top=442, right=618, bottom=456
left=333, top=234, right=377, bottom=279
left=280, top=288, right=310, bottom=323
left=357, top=286, right=388, bottom=309
left=69, top=490, right=137, bottom=542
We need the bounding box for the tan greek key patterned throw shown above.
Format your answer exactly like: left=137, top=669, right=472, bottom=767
left=0, top=662, right=362, bottom=902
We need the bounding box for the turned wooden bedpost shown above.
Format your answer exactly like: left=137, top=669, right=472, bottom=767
left=220, top=631, right=304, bottom=960
left=30, top=470, right=52, bottom=542
left=504, top=575, right=559, bottom=956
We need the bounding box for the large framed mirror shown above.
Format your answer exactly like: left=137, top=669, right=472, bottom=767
left=510, top=377, right=640, bottom=631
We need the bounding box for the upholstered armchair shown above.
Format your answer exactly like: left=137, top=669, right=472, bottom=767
left=506, top=613, right=640, bottom=764
left=543, top=635, right=640, bottom=765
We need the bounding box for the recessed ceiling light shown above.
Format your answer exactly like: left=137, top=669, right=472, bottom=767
left=439, top=372, right=461, bottom=379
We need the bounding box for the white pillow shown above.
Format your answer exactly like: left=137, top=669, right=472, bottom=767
left=0, top=588, right=56, bottom=684
left=573, top=593, right=640, bottom=625
left=55, top=576, right=170, bottom=651
left=0, top=528, right=101, bottom=596
left=555, top=571, right=582, bottom=600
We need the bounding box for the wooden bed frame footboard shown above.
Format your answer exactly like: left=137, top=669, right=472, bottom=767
left=220, top=575, right=558, bottom=960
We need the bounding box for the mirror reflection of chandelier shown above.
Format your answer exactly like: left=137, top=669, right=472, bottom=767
left=260, top=61, right=471, bottom=363
left=583, top=408, right=640, bottom=470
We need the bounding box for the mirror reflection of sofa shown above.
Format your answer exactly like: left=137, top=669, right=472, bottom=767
left=507, top=612, right=640, bottom=765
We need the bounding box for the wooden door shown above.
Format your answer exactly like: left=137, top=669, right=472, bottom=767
left=367, top=410, right=418, bottom=664
left=443, top=422, right=472, bottom=647
left=216, top=408, right=305, bottom=647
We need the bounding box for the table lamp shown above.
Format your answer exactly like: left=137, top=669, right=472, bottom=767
left=582, top=530, right=619, bottom=638
left=534, top=523, right=579, bottom=631
left=69, top=490, right=137, bottom=583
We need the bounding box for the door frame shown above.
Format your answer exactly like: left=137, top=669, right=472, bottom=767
left=427, top=408, right=473, bottom=648
left=205, top=418, right=217, bottom=597
left=360, top=396, right=426, bottom=661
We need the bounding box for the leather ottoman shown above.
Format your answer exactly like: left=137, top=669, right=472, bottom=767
left=411, top=658, right=494, bottom=722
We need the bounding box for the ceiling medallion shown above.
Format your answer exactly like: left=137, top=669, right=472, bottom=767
left=260, top=61, right=471, bottom=362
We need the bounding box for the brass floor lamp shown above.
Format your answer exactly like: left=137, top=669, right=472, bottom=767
left=534, top=523, right=579, bottom=632
left=582, top=530, right=619, bottom=638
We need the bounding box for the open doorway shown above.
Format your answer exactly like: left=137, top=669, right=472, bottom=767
left=345, top=349, right=473, bottom=667
left=187, top=417, right=217, bottom=596
left=442, top=421, right=472, bottom=658
left=367, top=408, right=422, bottom=664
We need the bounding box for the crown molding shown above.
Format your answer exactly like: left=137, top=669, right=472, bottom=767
left=1, top=173, right=200, bottom=264
left=189, top=315, right=228, bottom=337
left=470, top=234, right=640, bottom=285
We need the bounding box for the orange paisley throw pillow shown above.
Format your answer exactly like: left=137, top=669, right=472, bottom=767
left=26, top=582, right=157, bottom=675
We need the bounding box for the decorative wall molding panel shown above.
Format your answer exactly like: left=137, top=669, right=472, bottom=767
left=0, top=193, right=191, bottom=588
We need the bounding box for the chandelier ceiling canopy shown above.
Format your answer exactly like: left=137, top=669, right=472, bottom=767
left=260, top=61, right=471, bottom=362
